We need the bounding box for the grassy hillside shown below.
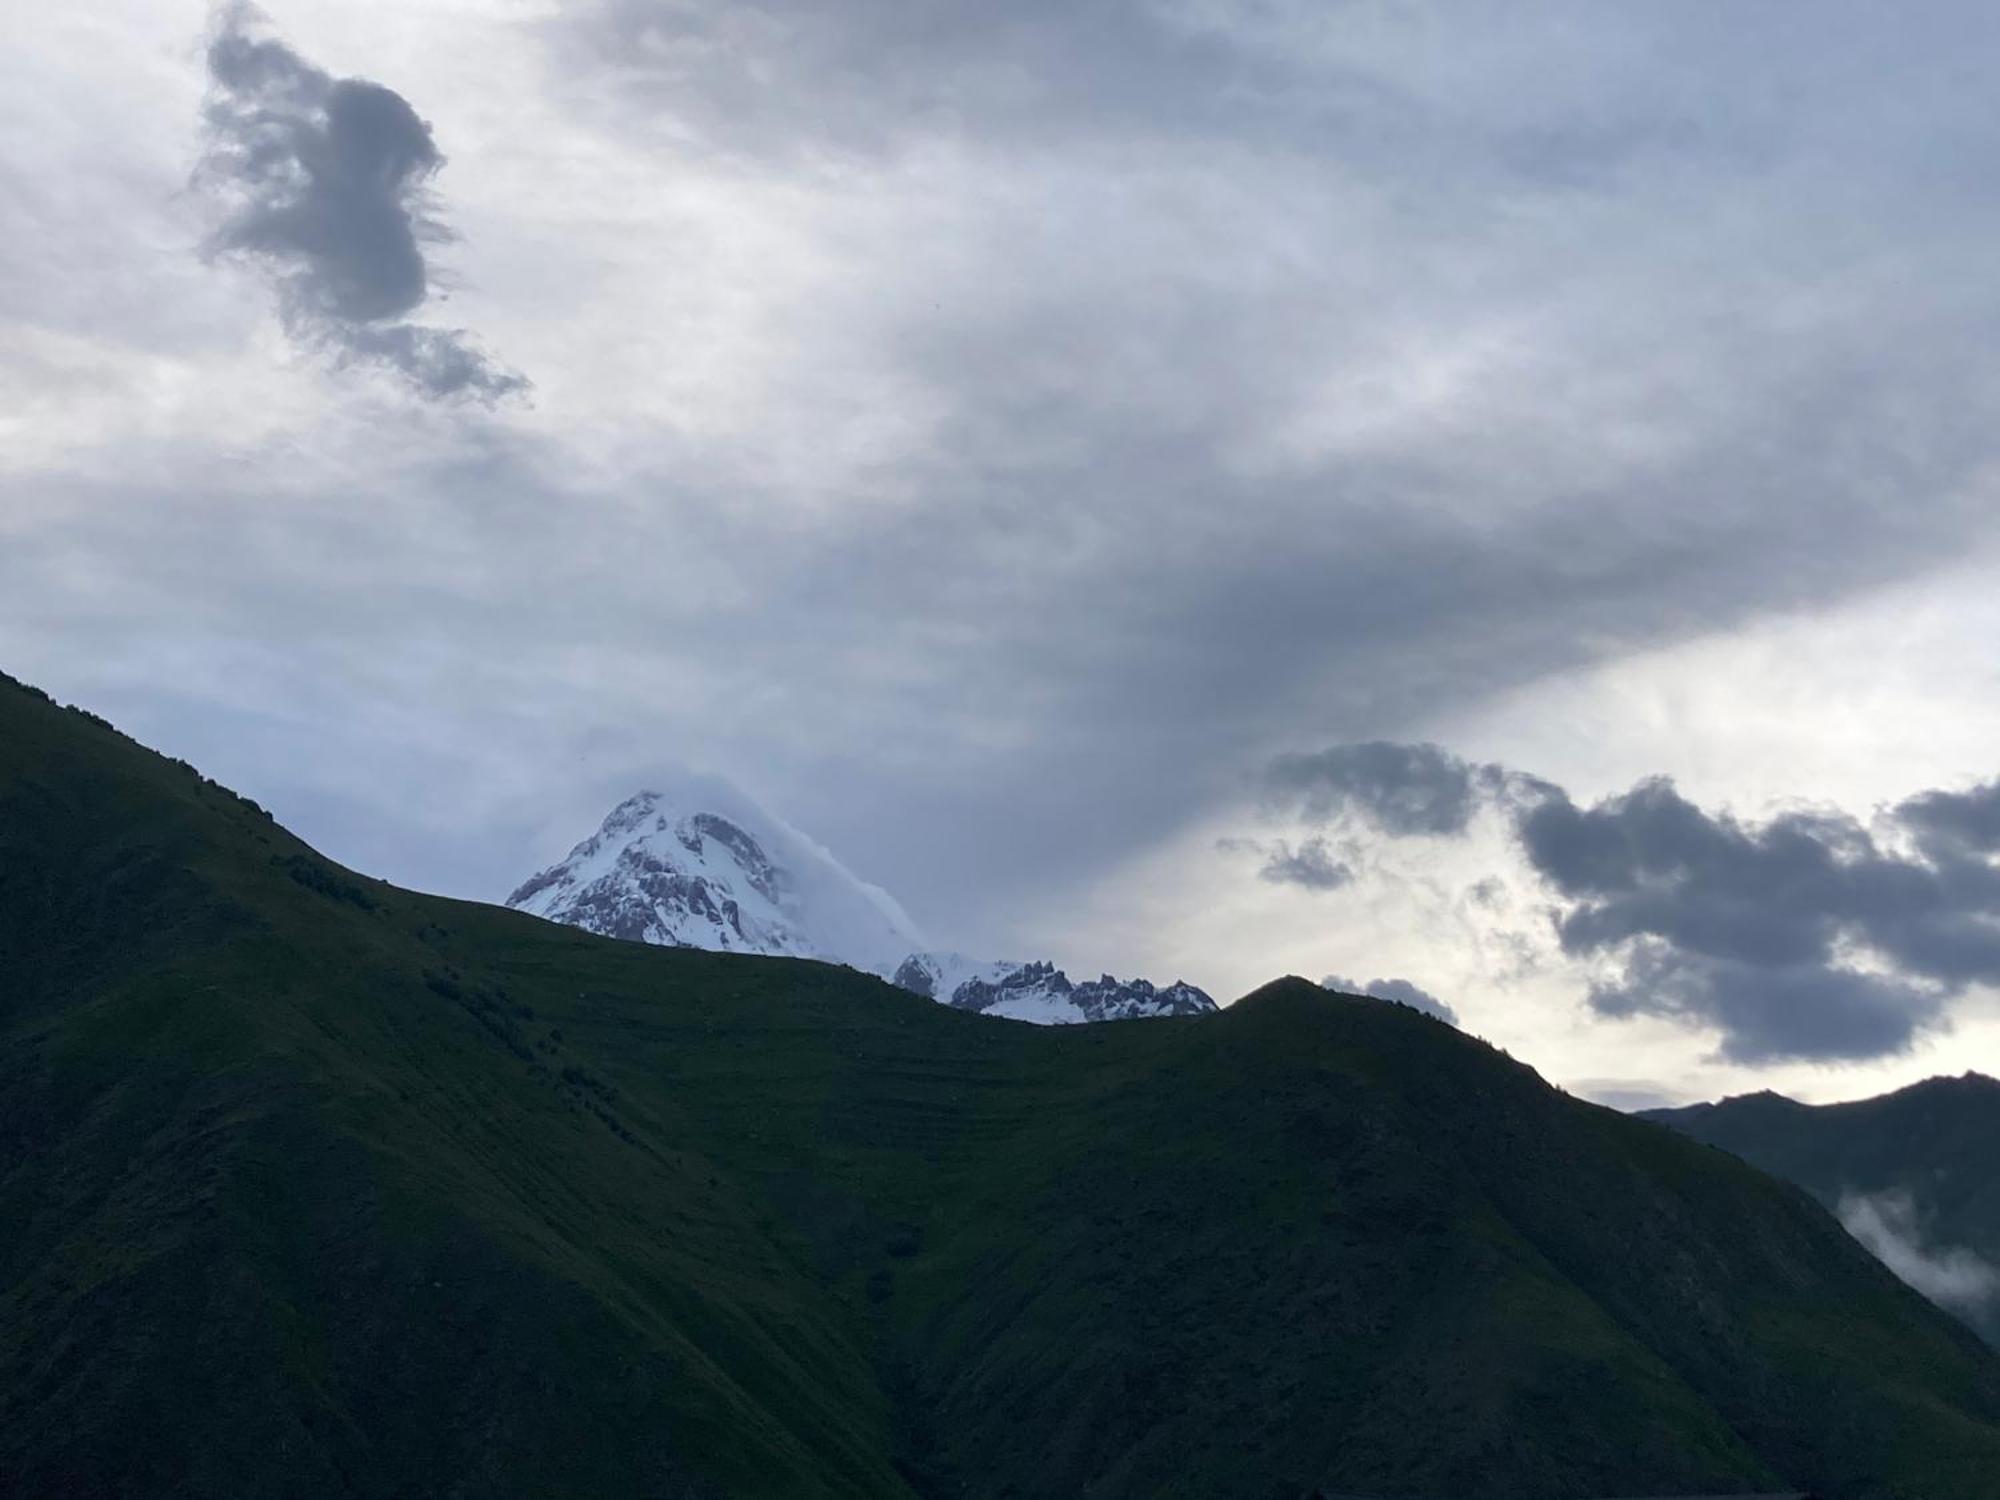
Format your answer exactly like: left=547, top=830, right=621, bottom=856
left=5, top=669, right=2000, bottom=1498
left=1648, top=1077, right=2000, bottom=1346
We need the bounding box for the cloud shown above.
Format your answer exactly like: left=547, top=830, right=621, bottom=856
left=1838, top=1190, right=1999, bottom=1319
left=1264, top=747, right=2000, bottom=1063
left=1267, top=742, right=1496, bottom=837
left=1899, top=781, right=2000, bottom=861
left=558, top=0, right=1359, bottom=158
left=1257, top=836, right=1353, bottom=891
left=1584, top=941, right=1946, bottom=1067
left=1266, top=741, right=1559, bottom=839
left=1322, top=974, right=1459, bottom=1026
left=1523, top=777, right=2000, bottom=1059
left=197, top=3, right=525, bottom=401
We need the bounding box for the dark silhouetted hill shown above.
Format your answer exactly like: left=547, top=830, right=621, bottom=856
left=3, top=669, right=1999, bottom=1497
left=1648, top=1073, right=2000, bottom=1345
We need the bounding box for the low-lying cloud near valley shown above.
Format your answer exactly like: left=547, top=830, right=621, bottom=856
left=1839, top=1190, right=2000, bottom=1320
left=8, top=1, right=2000, bottom=1102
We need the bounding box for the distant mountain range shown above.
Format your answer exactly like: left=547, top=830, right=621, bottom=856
left=1645, top=1073, right=2000, bottom=1345
left=506, top=785, right=1216, bottom=1024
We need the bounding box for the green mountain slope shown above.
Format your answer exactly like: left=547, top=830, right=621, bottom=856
left=1646, top=1076, right=2000, bottom=1346
left=4, top=668, right=2000, bottom=1498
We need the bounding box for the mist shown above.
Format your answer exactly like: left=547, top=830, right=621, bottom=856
left=1838, top=1190, right=2000, bottom=1318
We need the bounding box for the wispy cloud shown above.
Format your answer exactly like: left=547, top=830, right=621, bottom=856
left=1839, top=1190, right=1999, bottom=1319
left=197, top=3, right=526, bottom=401
left=1258, top=836, right=1353, bottom=892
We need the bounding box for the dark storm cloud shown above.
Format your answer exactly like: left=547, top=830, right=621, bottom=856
left=1257, top=837, right=1352, bottom=892
left=1266, top=749, right=2000, bottom=1063
left=1525, top=780, right=2000, bottom=1002
left=198, top=4, right=524, bottom=400
left=1267, top=742, right=1508, bottom=837
left=1899, top=782, right=2000, bottom=860
left=1323, top=974, right=1459, bottom=1026
left=1586, top=943, right=1944, bottom=1067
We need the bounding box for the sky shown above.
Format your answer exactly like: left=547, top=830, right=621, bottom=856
left=7, top=1, right=2000, bottom=1109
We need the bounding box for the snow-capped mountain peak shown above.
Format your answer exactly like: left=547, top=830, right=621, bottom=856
left=891, top=951, right=1214, bottom=1023
left=507, top=782, right=1217, bottom=1025
left=506, top=778, right=923, bottom=974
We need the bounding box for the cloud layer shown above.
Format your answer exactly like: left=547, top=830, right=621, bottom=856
left=1266, top=744, right=2000, bottom=1063
left=1266, top=742, right=1544, bottom=837
left=199, top=4, right=525, bottom=400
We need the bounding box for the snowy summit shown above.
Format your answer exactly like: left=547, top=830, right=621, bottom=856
left=507, top=781, right=1215, bottom=1025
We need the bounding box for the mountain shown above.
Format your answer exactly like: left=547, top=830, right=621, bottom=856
left=7, top=668, right=2000, bottom=1498
left=509, top=786, right=1216, bottom=1024
left=506, top=782, right=924, bottom=970
left=889, top=951, right=1215, bottom=1023
left=1645, top=1074, right=2000, bottom=1345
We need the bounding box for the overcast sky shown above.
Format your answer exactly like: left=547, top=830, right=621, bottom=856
left=8, top=1, right=2000, bottom=1107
